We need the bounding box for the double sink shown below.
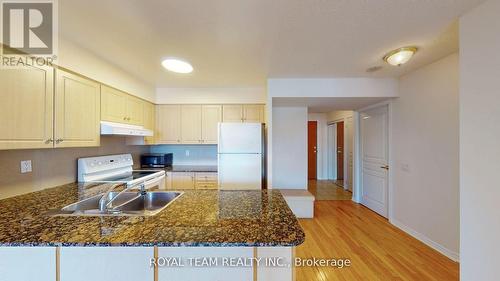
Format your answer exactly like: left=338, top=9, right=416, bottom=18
left=49, top=191, right=183, bottom=217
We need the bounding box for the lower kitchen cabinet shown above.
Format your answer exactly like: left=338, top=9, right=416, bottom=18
left=195, top=172, right=218, bottom=189
left=59, top=247, right=154, bottom=281
left=157, top=247, right=253, bottom=281
left=167, top=172, right=218, bottom=190
left=0, top=247, right=56, bottom=281
left=171, top=172, right=195, bottom=189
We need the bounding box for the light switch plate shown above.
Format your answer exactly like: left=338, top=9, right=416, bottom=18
left=20, top=160, right=32, bottom=173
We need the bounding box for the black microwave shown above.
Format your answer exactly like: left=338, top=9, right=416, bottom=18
left=140, top=153, right=173, bottom=168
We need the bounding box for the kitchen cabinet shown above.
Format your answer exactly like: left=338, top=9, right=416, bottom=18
left=157, top=247, right=253, bottom=281
left=0, top=247, right=56, bottom=281
left=181, top=105, right=202, bottom=144
left=171, top=172, right=195, bottom=189
left=143, top=101, right=155, bottom=144
left=0, top=65, right=54, bottom=150
left=222, top=104, right=243, bottom=122
left=167, top=172, right=218, bottom=190
left=101, top=85, right=144, bottom=125
left=195, top=172, right=218, bottom=189
left=60, top=247, right=154, bottom=281
left=243, top=104, right=264, bottom=123
left=202, top=105, right=222, bottom=144
left=155, top=104, right=262, bottom=145
left=126, top=95, right=145, bottom=125
left=54, top=69, right=101, bottom=148
left=156, top=105, right=182, bottom=144
left=222, top=104, right=264, bottom=123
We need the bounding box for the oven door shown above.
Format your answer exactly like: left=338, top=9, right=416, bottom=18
left=143, top=174, right=166, bottom=190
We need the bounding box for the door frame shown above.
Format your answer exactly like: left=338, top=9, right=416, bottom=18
left=327, top=123, right=337, bottom=180
left=354, top=99, right=394, bottom=220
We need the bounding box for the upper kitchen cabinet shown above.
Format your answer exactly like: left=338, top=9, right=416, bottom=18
left=202, top=105, right=222, bottom=144
left=222, top=105, right=243, bottom=122
left=143, top=101, right=155, bottom=144
left=126, top=95, right=145, bottom=125
left=54, top=69, right=101, bottom=148
left=0, top=65, right=54, bottom=150
left=222, top=104, right=264, bottom=123
left=156, top=105, right=182, bottom=144
left=101, top=85, right=144, bottom=125
left=181, top=105, right=202, bottom=144
left=243, top=104, right=264, bottom=123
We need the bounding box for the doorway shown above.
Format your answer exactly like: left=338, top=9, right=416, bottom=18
left=359, top=104, right=389, bottom=217
left=307, top=121, right=317, bottom=180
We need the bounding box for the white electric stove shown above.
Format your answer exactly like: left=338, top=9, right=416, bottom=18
left=77, top=154, right=165, bottom=189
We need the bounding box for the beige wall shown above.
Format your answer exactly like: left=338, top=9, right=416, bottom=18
left=0, top=137, right=148, bottom=200
left=58, top=37, right=155, bottom=102
left=392, top=53, right=459, bottom=260
left=460, top=0, right=500, bottom=279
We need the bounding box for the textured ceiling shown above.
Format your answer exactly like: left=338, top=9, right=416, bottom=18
left=59, top=0, right=483, bottom=88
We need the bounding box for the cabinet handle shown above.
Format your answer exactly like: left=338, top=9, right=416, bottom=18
left=55, top=139, right=64, bottom=144
left=45, top=138, right=54, bottom=144
left=123, top=117, right=127, bottom=120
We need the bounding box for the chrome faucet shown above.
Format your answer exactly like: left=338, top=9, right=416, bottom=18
left=98, top=182, right=146, bottom=212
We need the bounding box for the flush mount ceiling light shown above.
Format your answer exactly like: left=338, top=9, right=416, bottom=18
left=383, top=47, right=417, bottom=66
left=161, top=58, right=193, bottom=73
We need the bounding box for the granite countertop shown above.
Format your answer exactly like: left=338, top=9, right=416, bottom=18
left=166, top=165, right=218, bottom=172
left=0, top=183, right=304, bottom=247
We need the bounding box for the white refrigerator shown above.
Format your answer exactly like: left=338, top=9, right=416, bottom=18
left=218, top=123, right=265, bottom=190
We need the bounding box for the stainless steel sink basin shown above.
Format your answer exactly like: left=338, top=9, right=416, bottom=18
left=48, top=191, right=183, bottom=216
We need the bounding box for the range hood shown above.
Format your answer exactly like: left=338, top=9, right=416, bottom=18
left=100, top=121, right=153, bottom=137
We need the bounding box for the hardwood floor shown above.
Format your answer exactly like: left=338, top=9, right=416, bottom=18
left=295, top=201, right=459, bottom=281
left=308, top=180, right=352, bottom=201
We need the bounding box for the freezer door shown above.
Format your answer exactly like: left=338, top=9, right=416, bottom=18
left=218, top=154, right=262, bottom=190
left=218, top=123, right=262, bottom=154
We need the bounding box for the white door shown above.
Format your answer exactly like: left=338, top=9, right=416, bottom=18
left=360, top=105, right=389, bottom=217
left=218, top=154, right=262, bottom=190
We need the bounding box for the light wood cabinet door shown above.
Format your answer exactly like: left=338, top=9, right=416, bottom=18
left=54, top=69, right=100, bottom=148
left=156, top=105, right=181, bottom=144
left=143, top=101, right=155, bottom=144
left=0, top=66, right=54, bottom=150
left=171, top=172, right=195, bottom=189
left=243, top=105, right=264, bottom=123
left=126, top=95, right=144, bottom=125
left=101, top=85, right=128, bottom=123
left=222, top=105, right=243, bottom=122
left=181, top=105, right=202, bottom=144
left=201, top=105, right=222, bottom=144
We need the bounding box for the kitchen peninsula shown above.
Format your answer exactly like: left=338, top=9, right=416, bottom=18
left=0, top=182, right=304, bottom=281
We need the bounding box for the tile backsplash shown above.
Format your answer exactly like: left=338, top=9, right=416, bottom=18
left=150, top=145, right=217, bottom=166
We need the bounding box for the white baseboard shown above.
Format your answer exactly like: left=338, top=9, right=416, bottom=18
left=390, top=218, right=459, bottom=262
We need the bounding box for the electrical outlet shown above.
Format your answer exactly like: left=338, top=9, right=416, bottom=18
left=20, top=160, right=32, bottom=174
left=185, top=150, right=190, bottom=157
